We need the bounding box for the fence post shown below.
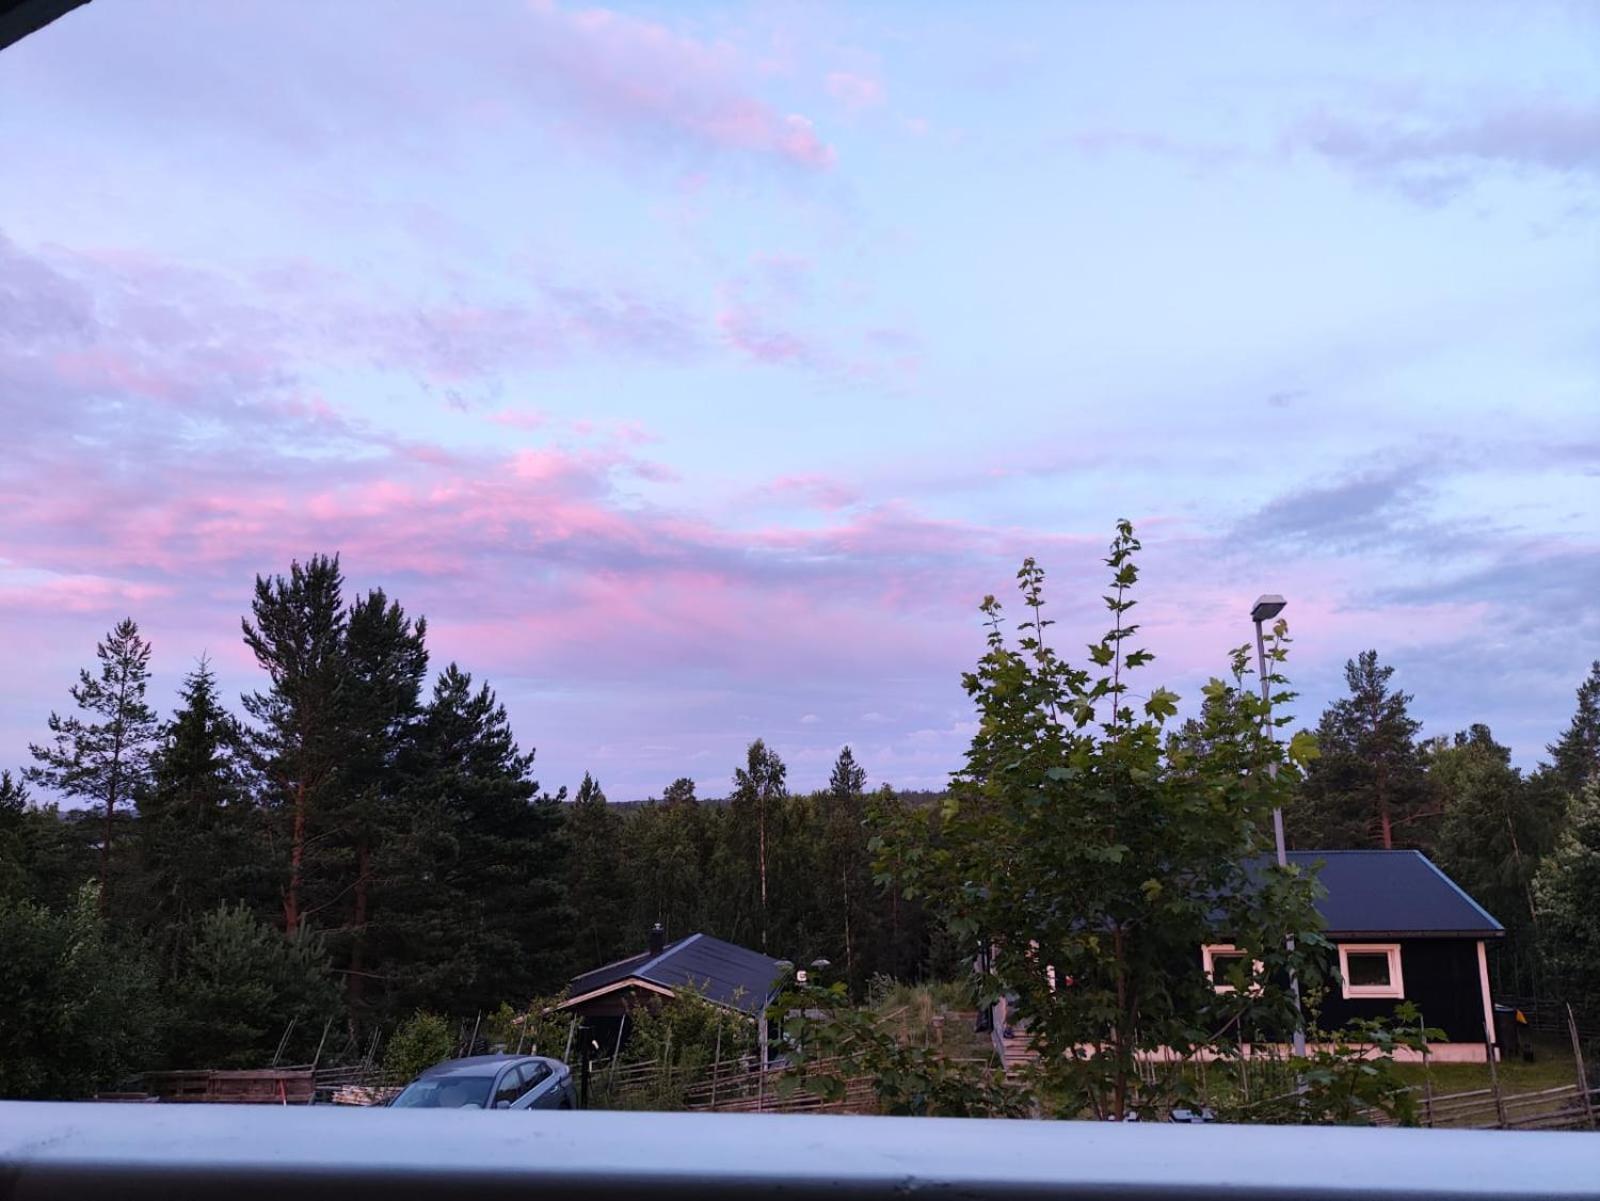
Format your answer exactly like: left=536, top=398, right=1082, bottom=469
left=1483, top=1010, right=1508, bottom=1129
left=1420, top=1014, right=1434, bottom=1128
left=579, top=1052, right=590, bottom=1111
left=1567, top=1004, right=1596, bottom=1132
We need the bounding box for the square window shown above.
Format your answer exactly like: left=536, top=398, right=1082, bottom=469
left=1338, top=944, right=1404, bottom=1000
left=1202, top=944, right=1262, bottom=994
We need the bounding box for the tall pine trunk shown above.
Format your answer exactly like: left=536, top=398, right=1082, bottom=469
left=284, top=776, right=306, bottom=932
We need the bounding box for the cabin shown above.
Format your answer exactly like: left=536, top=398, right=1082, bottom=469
left=556, top=926, right=785, bottom=1059
left=1202, top=850, right=1505, bottom=1062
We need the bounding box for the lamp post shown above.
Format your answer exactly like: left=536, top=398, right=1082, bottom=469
left=1251, top=594, right=1306, bottom=1058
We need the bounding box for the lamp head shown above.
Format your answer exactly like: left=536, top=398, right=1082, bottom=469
left=1251, top=594, right=1287, bottom=624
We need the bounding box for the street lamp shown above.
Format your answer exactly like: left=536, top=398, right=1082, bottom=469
left=1251, top=593, right=1306, bottom=1059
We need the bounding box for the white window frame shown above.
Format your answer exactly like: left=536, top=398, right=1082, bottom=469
left=1202, top=944, right=1263, bottom=995
left=1338, top=943, right=1405, bottom=1000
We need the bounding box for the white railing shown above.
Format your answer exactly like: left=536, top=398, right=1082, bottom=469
left=2, top=1102, right=1597, bottom=1199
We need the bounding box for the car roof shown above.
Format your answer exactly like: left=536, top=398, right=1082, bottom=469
left=417, top=1055, right=559, bottom=1079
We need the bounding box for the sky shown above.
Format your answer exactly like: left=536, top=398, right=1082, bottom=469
left=1, top=0, right=1596, bottom=801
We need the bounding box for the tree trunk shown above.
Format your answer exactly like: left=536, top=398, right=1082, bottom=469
left=284, top=776, right=306, bottom=932
left=101, top=716, right=125, bottom=916
left=757, top=794, right=768, bottom=951
left=349, top=839, right=370, bottom=1011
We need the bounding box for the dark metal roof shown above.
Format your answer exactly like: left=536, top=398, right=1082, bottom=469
left=1288, top=850, right=1503, bottom=938
left=564, top=933, right=785, bottom=1016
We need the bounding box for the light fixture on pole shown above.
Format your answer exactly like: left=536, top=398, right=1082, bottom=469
left=1251, top=593, right=1306, bottom=1059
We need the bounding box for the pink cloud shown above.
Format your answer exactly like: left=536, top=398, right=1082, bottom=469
left=826, top=71, right=886, bottom=111
left=486, top=406, right=549, bottom=430
left=517, top=1, right=836, bottom=171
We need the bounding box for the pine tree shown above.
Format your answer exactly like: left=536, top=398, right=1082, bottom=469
left=139, top=659, right=265, bottom=959
left=0, top=771, right=30, bottom=903
left=241, top=556, right=348, bottom=934
left=731, top=739, right=787, bottom=951
left=661, top=777, right=698, bottom=808
left=27, top=618, right=160, bottom=911
left=1292, top=650, right=1433, bottom=850
left=1548, top=661, right=1600, bottom=797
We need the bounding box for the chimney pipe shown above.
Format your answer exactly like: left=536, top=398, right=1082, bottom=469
left=648, top=922, right=665, bottom=957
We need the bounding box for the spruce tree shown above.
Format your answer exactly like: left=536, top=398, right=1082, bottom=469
left=336, top=589, right=428, bottom=1017
left=379, top=665, right=570, bottom=1014
left=823, top=747, right=870, bottom=989
left=1548, top=661, right=1600, bottom=797
left=27, top=618, right=160, bottom=911
left=565, top=772, right=629, bottom=968
left=1292, top=650, right=1433, bottom=850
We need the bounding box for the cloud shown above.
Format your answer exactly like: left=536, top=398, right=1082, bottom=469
left=1289, top=99, right=1600, bottom=203
left=826, top=71, right=885, bottom=111
left=513, top=0, right=836, bottom=170
left=1231, top=466, right=1433, bottom=553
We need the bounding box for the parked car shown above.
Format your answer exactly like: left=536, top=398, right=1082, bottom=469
left=389, top=1055, right=576, bottom=1111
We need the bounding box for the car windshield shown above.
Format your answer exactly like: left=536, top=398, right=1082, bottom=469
left=390, top=1075, right=495, bottom=1109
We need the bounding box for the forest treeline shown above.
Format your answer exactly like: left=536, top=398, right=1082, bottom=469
left=2, top=549, right=1598, bottom=1099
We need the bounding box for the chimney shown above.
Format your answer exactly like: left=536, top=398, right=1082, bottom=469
left=648, top=922, right=665, bottom=957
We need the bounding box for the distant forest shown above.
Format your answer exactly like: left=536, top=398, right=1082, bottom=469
left=3, top=550, right=1598, bottom=1099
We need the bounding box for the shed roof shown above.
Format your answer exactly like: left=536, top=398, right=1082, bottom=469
left=1289, top=850, right=1503, bottom=938
left=562, top=933, right=784, bottom=1016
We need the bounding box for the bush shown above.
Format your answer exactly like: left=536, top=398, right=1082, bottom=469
left=384, top=1011, right=455, bottom=1084
left=0, top=885, right=162, bottom=1098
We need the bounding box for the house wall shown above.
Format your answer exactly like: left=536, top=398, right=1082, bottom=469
left=1318, top=938, right=1489, bottom=1046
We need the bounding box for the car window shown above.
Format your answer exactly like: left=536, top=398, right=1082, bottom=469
left=390, top=1076, right=494, bottom=1109
left=493, top=1067, right=524, bottom=1108
left=521, top=1062, right=551, bottom=1096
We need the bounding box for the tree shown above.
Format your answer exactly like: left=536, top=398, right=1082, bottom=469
left=378, top=665, right=571, bottom=1015
left=661, top=777, right=698, bottom=808
left=565, top=773, right=629, bottom=968
left=731, top=739, right=787, bottom=951
left=26, top=618, right=160, bottom=911
left=1534, top=782, right=1600, bottom=1022
left=822, top=747, right=871, bottom=990
left=335, top=588, right=428, bottom=1016
left=167, top=903, right=342, bottom=1069
left=0, top=771, right=31, bottom=902
left=0, top=885, right=161, bottom=1098
left=1548, top=661, right=1600, bottom=798
left=874, top=524, right=1327, bottom=1120
left=1293, top=651, right=1432, bottom=850
left=139, top=659, right=265, bottom=958
left=241, top=555, right=348, bottom=934
left=1429, top=726, right=1561, bottom=994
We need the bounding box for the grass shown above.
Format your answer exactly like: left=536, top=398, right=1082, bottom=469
left=1394, top=1034, right=1583, bottom=1095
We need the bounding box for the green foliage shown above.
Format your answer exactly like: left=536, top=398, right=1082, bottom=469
left=166, top=903, right=342, bottom=1069
left=1534, top=782, right=1600, bottom=1021
left=0, top=885, right=161, bottom=1098
left=140, top=660, right=268, bottom=965
left=1224, top=1005, right=1443, bottom=1126
left=383, top=1011, right=456, bottom=1084
left=566, top=772, right=630, bottom=967
left=486, top=994, right=574, bottom=1058
left=874, top=523, right=1330, bottom=1120
left=1547, top=661, right=1600, bottom=798
left=1429, top=726, right=1561, bottom=993
left=776, top=981, right=1030, bottom=1117
left=376, top=664, right=571, bottom=1019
